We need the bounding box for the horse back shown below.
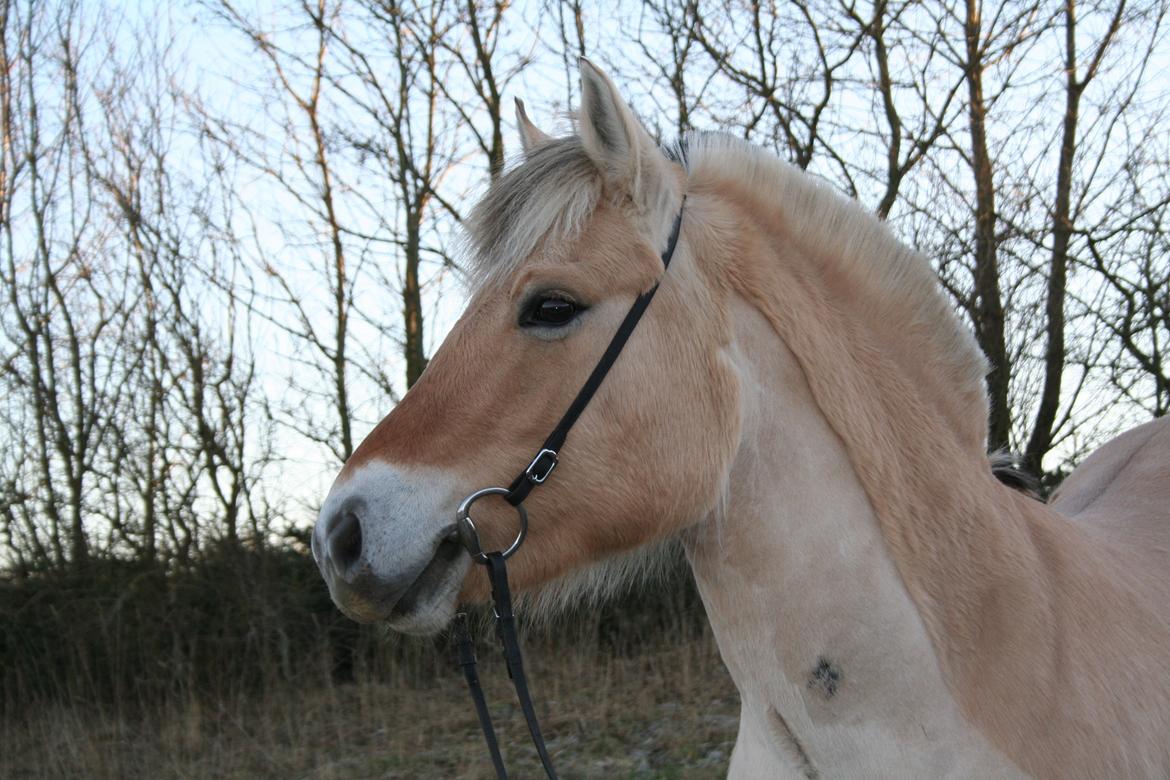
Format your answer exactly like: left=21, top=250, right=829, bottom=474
left=1051, top=417, right=1170, bottom=582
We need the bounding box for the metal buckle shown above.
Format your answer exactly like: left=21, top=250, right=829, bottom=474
left=524, top=448, right=558, bottom=484
left=455, top=486, right=528, bottom=563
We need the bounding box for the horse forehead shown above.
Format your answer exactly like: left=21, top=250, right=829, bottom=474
left=505, top=208, right=659, bottom=287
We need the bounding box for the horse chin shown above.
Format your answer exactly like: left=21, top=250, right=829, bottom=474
left=386, top=599, right=459, bottom=636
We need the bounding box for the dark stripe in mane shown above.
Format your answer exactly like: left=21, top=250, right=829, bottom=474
left=989, top=451, right=1042, bottom=500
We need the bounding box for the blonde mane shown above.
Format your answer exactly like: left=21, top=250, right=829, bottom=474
left=677, top=131, right=991, bottom=452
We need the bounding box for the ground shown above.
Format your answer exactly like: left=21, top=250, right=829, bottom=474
left=4, top=634, right=739, bottom=779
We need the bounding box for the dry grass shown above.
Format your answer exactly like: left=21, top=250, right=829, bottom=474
left=3, top=633, right=739, bottom=779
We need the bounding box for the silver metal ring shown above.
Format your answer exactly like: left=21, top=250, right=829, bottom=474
left=455, top=486, right=528, bottom=562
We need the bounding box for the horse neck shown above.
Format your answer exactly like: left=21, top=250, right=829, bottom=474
left=682, top=180, right=1060, bottom=662
left=681, top=296, right=1021, bottom=776
left=683, top=294, right=939, bottom=682
left=677, top=185, right=1138, bottom=775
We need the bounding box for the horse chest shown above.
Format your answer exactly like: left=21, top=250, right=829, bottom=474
left=728, top=693, right=1027, bottom=779
left=715, top=631, right=1027, bottom=779
left=688, top=532, right=1026, bottom=779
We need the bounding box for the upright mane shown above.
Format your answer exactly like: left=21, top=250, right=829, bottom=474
left=679, top=131, right=991, bottom=454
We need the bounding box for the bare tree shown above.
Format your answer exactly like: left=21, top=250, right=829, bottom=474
left=955, top=0, right=1047, bottom=449
left=0, top=0, right=135, bottom=570
left=439, top=0, right=528, bottom=180
left=543, top=0, right=588, bottom=112
left=203, top=0, right=366, bottom=461
left=626, top=0, right=710, bottom=139
left=1022, top=0, right=1155, bottom=473
left=325, top=0, right=465, bottom=389
left=836, top=0, right=966, bottom=219
left=690, top=0, right=864, bottom=174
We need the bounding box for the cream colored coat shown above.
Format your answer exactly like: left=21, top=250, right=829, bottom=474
left=313, top=60, right=1170, bottom=779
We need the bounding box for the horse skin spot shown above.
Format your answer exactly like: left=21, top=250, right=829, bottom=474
left=808, top=657, right=842, bottom=699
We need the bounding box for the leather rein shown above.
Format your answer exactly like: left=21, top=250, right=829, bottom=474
left=450, top=200, right=686, bottom=779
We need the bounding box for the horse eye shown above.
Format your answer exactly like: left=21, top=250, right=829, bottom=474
left=524, top=297, right=580, bottom=327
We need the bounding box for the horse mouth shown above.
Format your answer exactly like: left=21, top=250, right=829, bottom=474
left=384, top=536, right=468, bottom=633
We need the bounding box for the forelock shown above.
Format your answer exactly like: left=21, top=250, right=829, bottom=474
left=465, top=137, right=603, bottom=287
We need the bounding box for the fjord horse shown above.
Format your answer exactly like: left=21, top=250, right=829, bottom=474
left=313, top=60, right=1170, bottom=778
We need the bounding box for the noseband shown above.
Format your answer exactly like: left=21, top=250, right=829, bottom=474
left=452, top=200, right=685, bottom=779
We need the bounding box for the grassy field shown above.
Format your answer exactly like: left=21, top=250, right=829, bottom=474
left=3, top=632, right=739, bottom=779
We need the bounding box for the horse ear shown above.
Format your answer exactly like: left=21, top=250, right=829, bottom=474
left=515, top=98, right=552, bottom=156
left=577, top=58, right=678, bottom=219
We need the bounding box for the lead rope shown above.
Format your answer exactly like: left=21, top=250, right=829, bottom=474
left=453, top=200, right=685, bottom=779
left=453, top=613, right=507, bottom=778
left=487, top=553, right=558, bottom=777
left=452, top=554, right=556, bottom=780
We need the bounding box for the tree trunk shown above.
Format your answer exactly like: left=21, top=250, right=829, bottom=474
left=964, top=0, right=1012, bottom=450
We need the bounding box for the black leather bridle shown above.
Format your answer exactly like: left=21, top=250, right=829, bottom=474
left=451, top=200, right=685, bottom=779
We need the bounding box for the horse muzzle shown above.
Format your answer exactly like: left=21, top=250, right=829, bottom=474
left=312, top=462, right=470, bottom=633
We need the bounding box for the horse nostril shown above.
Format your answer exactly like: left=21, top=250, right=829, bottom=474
left=328, top=510, right=364, bottom=573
